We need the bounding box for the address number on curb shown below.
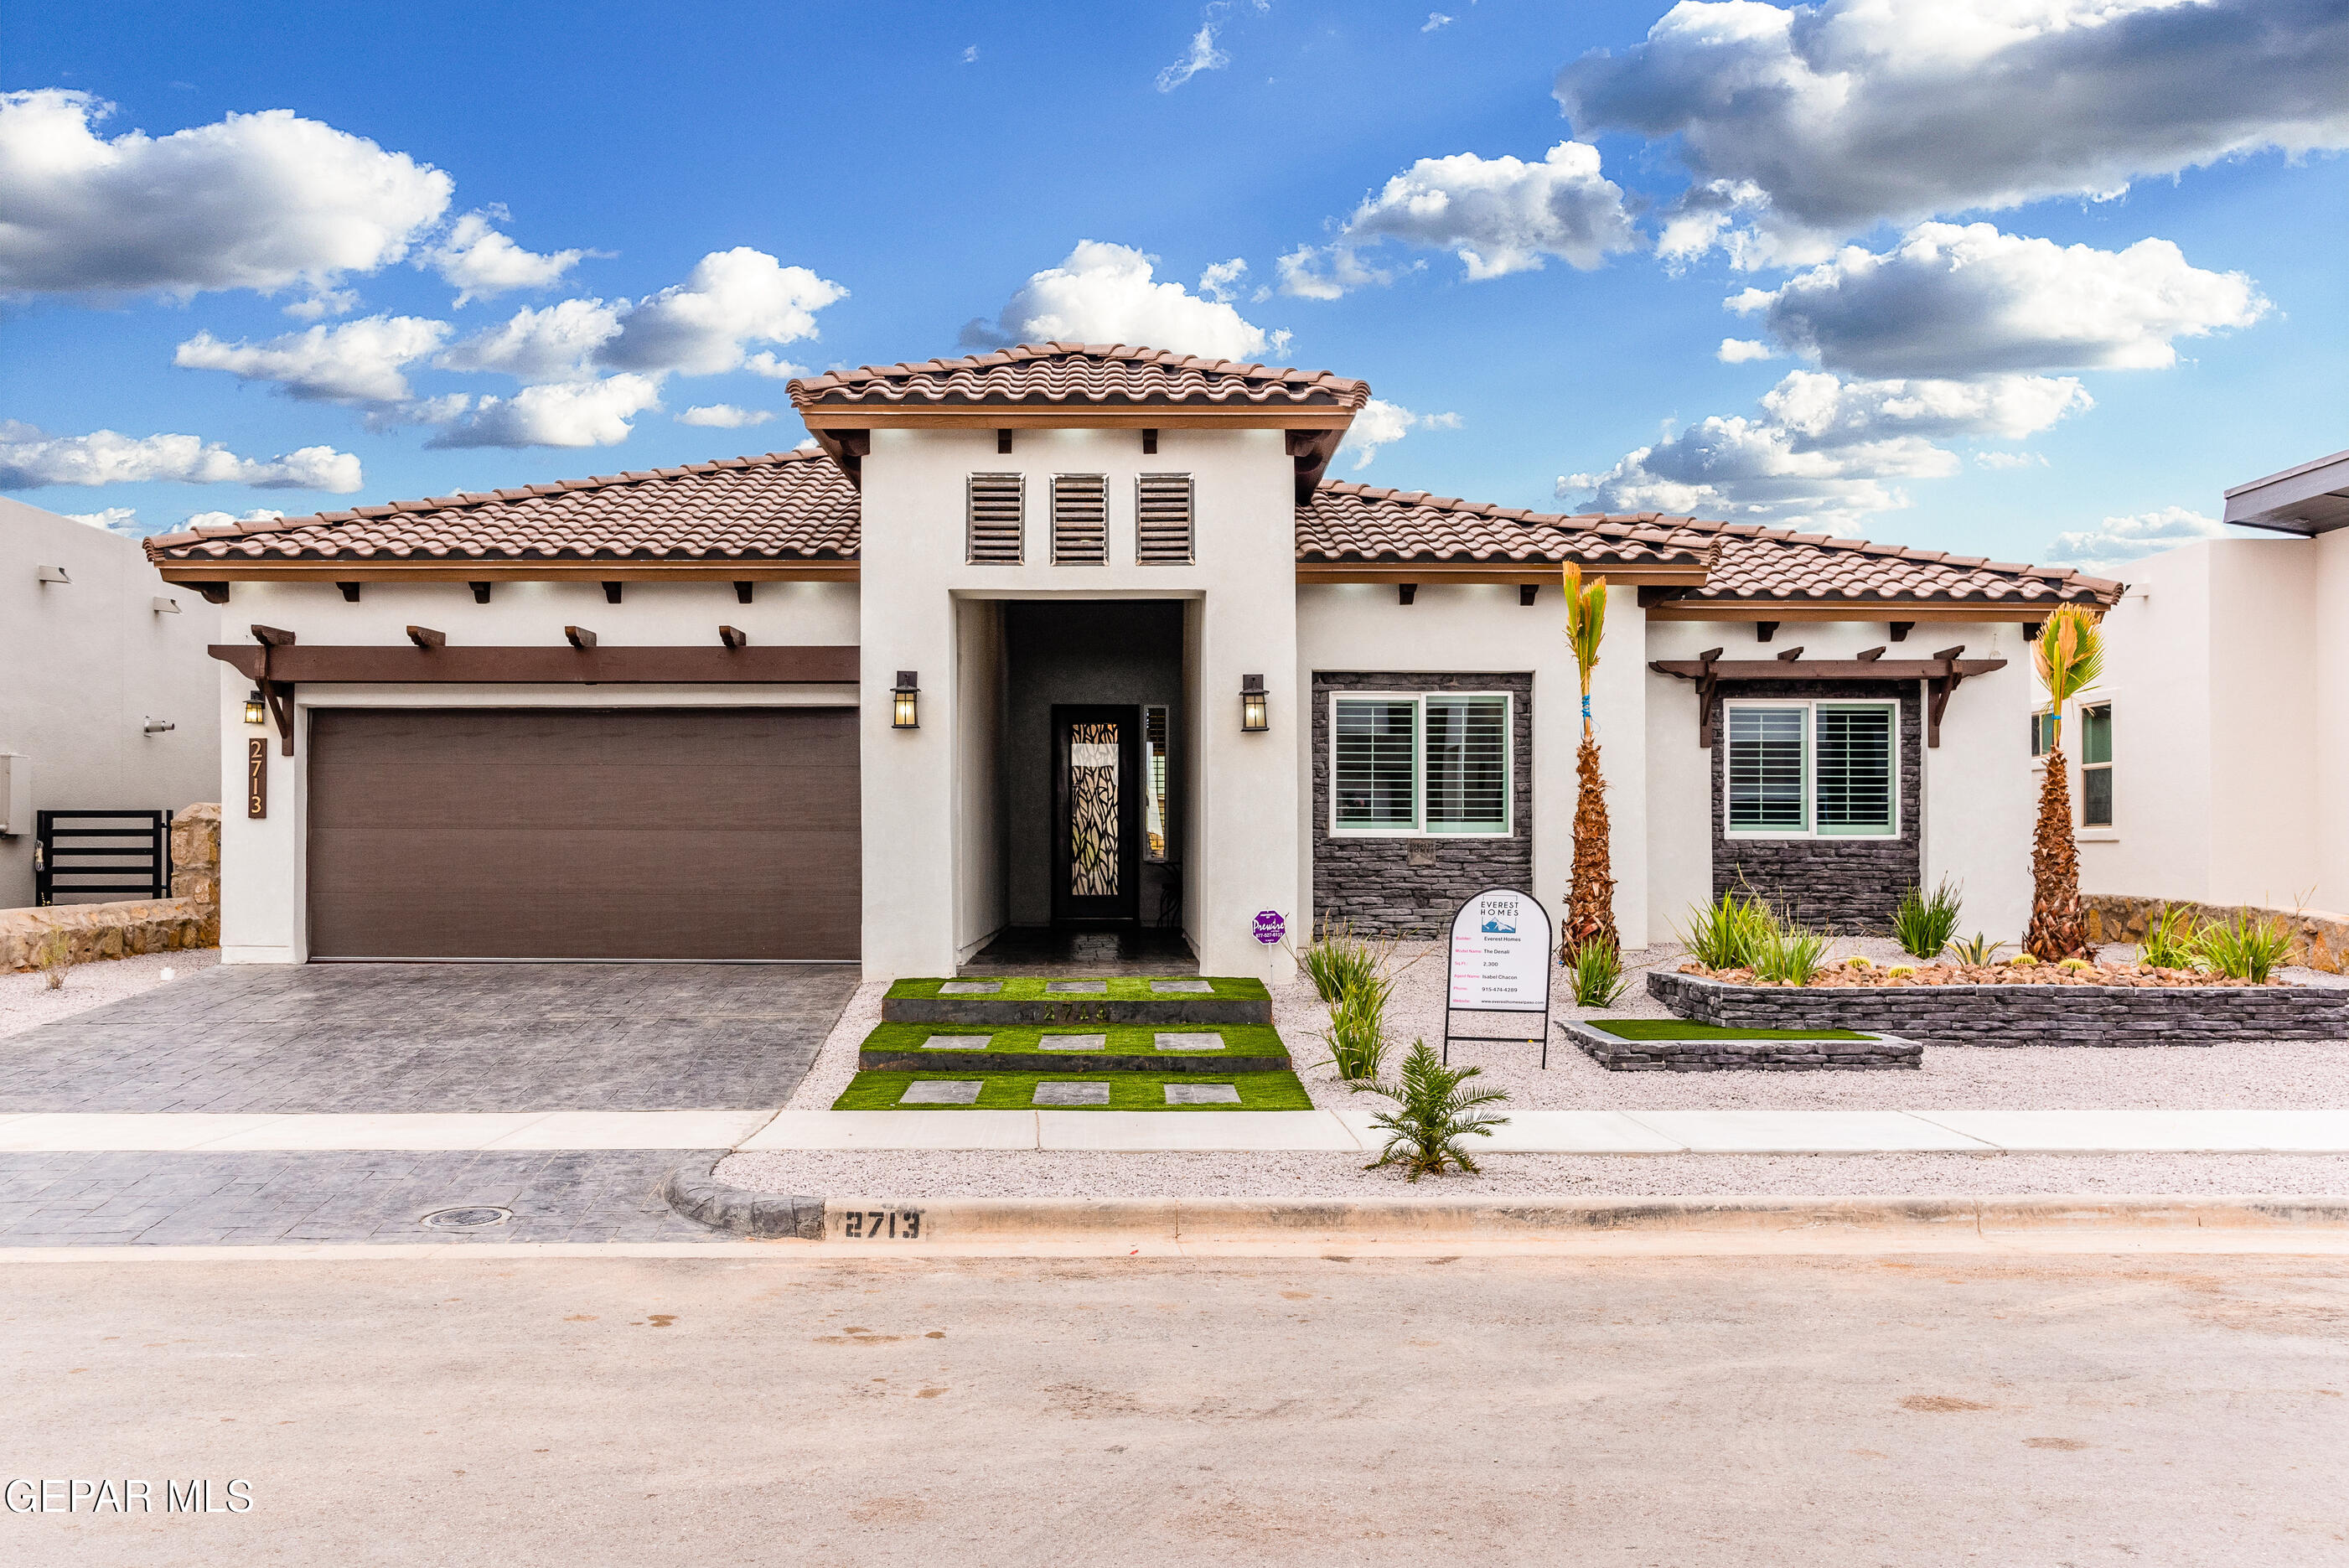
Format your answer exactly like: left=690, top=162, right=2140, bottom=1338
left=839, top=1208, right=924, bottom=1240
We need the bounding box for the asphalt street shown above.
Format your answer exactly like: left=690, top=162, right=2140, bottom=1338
left=8, top=1251, right=2346, bottom=1565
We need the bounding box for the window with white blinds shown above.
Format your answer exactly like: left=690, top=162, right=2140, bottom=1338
left=1331, top=691, right=1511, bottom=835
left=1051, top=473, right=1108, bottom=564
left=965, top=473, right=1023, bottom=563
left=1725, top=700, right=1899, bottom=837
left=1135, top=473, right=1193, bottom=563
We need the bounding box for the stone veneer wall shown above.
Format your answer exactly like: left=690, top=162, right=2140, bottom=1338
left=1312, top=671, right=1534, bottom=939
left=1710, top=679, right=1922, bottom=934
left=1648, top=968, right=2349, bottom=1046
left=0, top=802, right=220, bottom=972
left=2086, top=893, right=2347, bottom=975
left=1564, top=1021, right=1920, bottom=1071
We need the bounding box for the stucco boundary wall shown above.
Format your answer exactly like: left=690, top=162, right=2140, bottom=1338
left=0, top=803, right=220, bottom=973
left=1648, top=969, right=2349, bottom=1047
left=2086, top=893, right=2348, bottom=975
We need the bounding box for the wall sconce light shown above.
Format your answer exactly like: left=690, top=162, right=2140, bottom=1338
left=892, top=670, right=920, bottom=730
left=243, top=689, right=268, bottom=726
left=1239, top=674, right=1268, bottom=732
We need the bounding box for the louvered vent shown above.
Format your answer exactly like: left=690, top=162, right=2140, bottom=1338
left=1052, top=474, right=1109, bottom=565
left=1135, top=473, right=1194, bottom=565
left=966, top=473, right=1024, bottom=564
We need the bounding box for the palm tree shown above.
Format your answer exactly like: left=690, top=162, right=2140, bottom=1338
left=1561, top=560, right=1617, bottom=960
left=2026, top=605, right=2104, bottom=960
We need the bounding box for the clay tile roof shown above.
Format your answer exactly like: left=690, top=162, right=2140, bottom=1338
left=1680, top=522, right=2124, bottom=607
left=141, top=449, right=858, bottom=566
left=789, top=342, right=1372, bottom=412
left=1297, top=482, right=1720, bottom=569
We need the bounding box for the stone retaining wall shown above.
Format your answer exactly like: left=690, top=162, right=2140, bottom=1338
left=1648, top=968, right=2349, bottom=1046
left=2086, top=893, right=2347, bottom=975
left=1564, top=1021, right=1919, bottom=1072
left=1, top=802, right=220, bottom=973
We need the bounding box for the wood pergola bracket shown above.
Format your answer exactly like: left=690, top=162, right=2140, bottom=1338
left=1649, top=651, right=2008, bottom=751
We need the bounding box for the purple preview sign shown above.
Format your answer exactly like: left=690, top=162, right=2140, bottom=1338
left=1252, top=910, right=1286, bottom=944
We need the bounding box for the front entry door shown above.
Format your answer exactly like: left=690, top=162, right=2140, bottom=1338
left=1051, top=705, right=1142, bottom=924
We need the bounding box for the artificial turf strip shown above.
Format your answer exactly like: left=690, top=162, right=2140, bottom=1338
left=884, top=975, right=1270, bottom=1001
left=832, top=1070, right=1314, bottom=1111
left=1591, top=1019, right=1871, bottom=1041
left=861, top=1022, right=1286, bottom=1056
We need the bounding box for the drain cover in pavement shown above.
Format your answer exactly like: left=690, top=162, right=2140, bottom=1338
left=420, top=1206, right=514, bottom=1231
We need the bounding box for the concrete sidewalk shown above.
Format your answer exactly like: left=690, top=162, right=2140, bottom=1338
left=8, top=1106, right=2349, bottom=1153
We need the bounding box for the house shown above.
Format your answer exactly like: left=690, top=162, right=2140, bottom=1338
left=2067, top=448, right=2348, bottom=918
left=142, top=344, right=2121, bottom=980
left=2, top=498, right=221, bottom=908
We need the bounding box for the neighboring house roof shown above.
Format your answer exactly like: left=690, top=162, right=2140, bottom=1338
left=788, top=343, right=1372, bottom=412
left=142, top=449, right=859, bottom=570
left=2222, top=446, right=2349, bottom=536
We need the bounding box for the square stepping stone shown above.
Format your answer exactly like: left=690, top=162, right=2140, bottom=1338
left=939, top=981, right=1001, bottom=994
left=901, top=1080, right=983, bottom=1105
left=1164, top=1083, right=1242, bottom=1105
left=1034, top=1081, right=1111, bottom=1106
left=1039, top=1033, right=1106, bottom=1052
left=924, top=1033, right=988, bottom=1050
left=1149, top=979, right=1213, bottom=994
left=1044, top=981, right=1106, bottom=995
left=1155, top=1032, right=1225, bottom=1053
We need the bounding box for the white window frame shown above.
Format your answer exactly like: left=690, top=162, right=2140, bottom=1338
left=1326, top=689, right=1513, bottom=838
left=1721, top=697, right=1901, bottom=841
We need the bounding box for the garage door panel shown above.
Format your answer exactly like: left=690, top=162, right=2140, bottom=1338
left=307, top=708, right=859, bottom=960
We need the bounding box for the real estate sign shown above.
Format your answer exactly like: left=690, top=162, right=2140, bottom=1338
left=1446, top=887, right=1549, bottom=1014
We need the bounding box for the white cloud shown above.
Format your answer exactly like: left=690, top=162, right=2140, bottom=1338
left=1717, top=338, right=1777, bottom=364
left=1558, top=0, right=2349, bottom=266
left=182, top=507, right=284, bottom=530
left=1423, top=13, right=1455, bottom=34
left=0, top=89, right=451, bottom=299
left=2047, top=505, right=2227, bottom=572
left=677, top=404, right=774, bottom=429
left=599, top=247, right=846, bottom=378
left=1157, top=23, right=1231, bottom=91
left=1974, top=449, right=2047, bottom=469
left=1737, top=223, right=2269, bottom=378
left=0, top=421, right=362, bottom=492
left=426, top=210, right=585, bottom=305
left=1337, top=399, right=1462, bottom=470
left=426, top=374, right=663, bottom=449
left=1280, top=142, right=1639, bottom=298
left=65, top=506, right=137, bottom=532
left=174, top=315, right=453, bottom=402
left=962, top=45, right=980, bottom=63
left=1197, top=257, right=1248, bottom=303
left=437, top=298, right=623, bottom=382
left=743, top=352, right=809, bottom=380
left=1559, top=368, right=2090, bottom=531
left=282, top=287, right=358, bottom=320
left=961, top=241, right=1291, bottom=361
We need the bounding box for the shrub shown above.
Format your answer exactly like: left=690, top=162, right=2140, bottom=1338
left=1362, top=1040, right=1510, bottom=1182
left=2139, top=903, right=2202, bottom=970
left=1300, top=917, right=1383, bottom=1004
left=1316, top=977, right=1392, bottom=1084
left=1679, top=892, right=1772, bottom=970
left=1949, top=934, right=2008, bottom=966
left=34, top=925, right=73, bottom=992
left=1751, top=924, right=1832, bottom=986
left=1569, top=937, right=1631, bottom=1007
left=1892, top=878, right=1963, bottom=960
left=2195, top=910, right=2295, bottom=982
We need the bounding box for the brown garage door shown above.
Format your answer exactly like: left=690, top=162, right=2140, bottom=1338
left=307, top=707, right=859, bottom=960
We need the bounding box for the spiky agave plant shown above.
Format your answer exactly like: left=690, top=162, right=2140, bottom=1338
left=1363, top=1041, right=1511, bottom=1181
left=1561, top=560, right=1617, bottom=962
left=2026, top=605, right=2104, bottom=961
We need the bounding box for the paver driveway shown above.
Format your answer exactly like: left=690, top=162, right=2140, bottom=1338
left=0, top=962, right=860, bottom=1114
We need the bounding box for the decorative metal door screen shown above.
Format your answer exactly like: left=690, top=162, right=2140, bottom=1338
left=1068, top=722, right=1121, bottom=896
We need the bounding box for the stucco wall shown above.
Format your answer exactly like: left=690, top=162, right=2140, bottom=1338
left=859, top=426, right=1298, bottom=982
left=209, top=577, right=859, bottom=963
left=2319, top=530, right=2349, bottom=915
left=952, top=598, right=1006, bottom=956
left=0, top=499, right=221, bottom=909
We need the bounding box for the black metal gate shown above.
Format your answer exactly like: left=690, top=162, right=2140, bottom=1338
left=34, top=810, right=173, bottom=906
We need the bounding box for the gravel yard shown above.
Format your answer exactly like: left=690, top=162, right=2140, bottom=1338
left=0, top=948, right=219, bottom=1039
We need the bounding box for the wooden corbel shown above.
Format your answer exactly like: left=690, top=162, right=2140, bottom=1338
left=1651, top=646, right=1729, bottom=748
left=406, top=625, right=446, bottom=649
left=1924, top=644, right=1967, bottom=748
left=718, top=625, right=748, bottom=650
left=250, top=624, right=298, bottom=755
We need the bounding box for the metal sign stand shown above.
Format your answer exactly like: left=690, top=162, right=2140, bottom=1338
left=1440, top=886, right=1554, bottom=1070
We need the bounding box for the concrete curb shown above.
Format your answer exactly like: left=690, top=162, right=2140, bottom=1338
left=659, top=1156, right=825, bottom=1240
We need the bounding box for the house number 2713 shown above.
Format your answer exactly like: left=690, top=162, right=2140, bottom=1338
left=841, top=1208, right=922, bottom=1240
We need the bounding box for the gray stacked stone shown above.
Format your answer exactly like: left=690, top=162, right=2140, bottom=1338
left=1648, top=970, right=2349, bottom=1046
left=1563, top=1021, right=1919, bottom=1071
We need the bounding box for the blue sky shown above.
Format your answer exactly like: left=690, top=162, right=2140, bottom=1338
left=5, top=0, right=2345, bottom=573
